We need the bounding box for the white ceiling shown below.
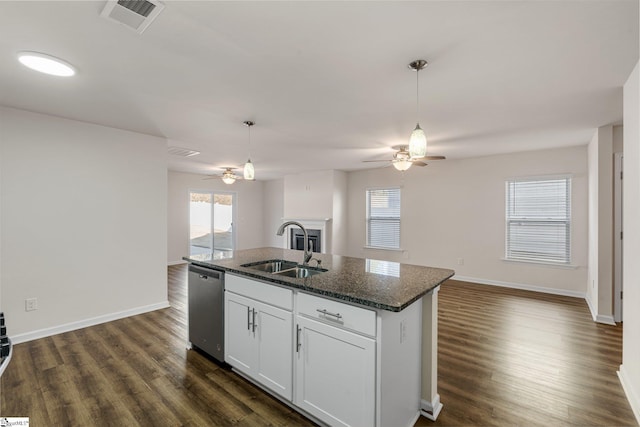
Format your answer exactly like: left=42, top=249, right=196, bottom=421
left=1, top=1, right=638, bottom=180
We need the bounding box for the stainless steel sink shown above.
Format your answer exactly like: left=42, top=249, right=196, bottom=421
left=241, top=259, right=327, bottom=278
left=241, top=259, right=298, bottom=273
left=273, top=265, right=327, bottom=278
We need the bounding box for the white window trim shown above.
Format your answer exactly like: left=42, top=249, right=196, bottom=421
left=504, top=175, right=572, bottom=265
left=363, top=245, right=405, bottom=252
left=500, top=257, right=579, bottom=269
left=365, top=187, right=401, bottom=251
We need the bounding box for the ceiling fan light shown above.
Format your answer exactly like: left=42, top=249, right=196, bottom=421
left=243, top=159, right=255, bottom=180
left=393, top=159, right=412, bottom=171
left=222, top=175, right=236, bottom=185
left=409, top=124, right=427, bottom=159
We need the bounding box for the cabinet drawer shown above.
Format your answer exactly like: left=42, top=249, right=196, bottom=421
left=226, top=274, right=293, bottom=311
left=297, top=292, right=376, bottom=336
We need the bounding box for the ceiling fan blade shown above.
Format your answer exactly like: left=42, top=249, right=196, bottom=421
left=424, top=156, right=446, bottom=160
left=363, top=159, right=392, bottom=163
left=412, top=161, right=428, bottom=167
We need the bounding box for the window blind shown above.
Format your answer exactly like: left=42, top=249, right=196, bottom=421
left=366, top=188, right=400, bottom=249
left=505, top=177, right=571, bottom=264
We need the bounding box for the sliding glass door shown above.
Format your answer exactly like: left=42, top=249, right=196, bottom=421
left=189, top=191, right=235, bottom=259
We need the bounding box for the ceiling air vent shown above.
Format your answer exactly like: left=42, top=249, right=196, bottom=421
left=101, top=0, right=165, bottom=34
left=168, top=146, right=200, bottom=157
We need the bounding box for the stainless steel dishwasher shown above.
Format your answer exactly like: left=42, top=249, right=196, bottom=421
left=188, top=264, right=224, bottom=362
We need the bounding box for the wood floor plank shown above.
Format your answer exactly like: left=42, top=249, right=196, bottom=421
left=1, top=268, right=637, bottom=426
left=426, top=280, right=637, bottom=427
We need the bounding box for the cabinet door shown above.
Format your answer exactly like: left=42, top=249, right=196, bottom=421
left=255, top=301, right=293, bottom=400
left=295, top=316, right=376, bottom=427
left=225, top=292, right=256, bottom=375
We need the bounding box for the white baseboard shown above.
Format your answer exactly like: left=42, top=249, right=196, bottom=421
left=168, top=260, right=187, bottom=266
left=453, top=275, right=586, bottom=298
left=10, top=301, right=170, bottom=344
left=619, top=364, right=640, bottom=425
left=596, top=314, right=616, bottom=325
left=585, top=294, right=617, bottom=325
left=585, top=295, right=596, bottom=321
left=420, top=394, right=443, bottom=421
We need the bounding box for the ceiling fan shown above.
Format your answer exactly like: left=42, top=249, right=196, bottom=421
left=204, top=167, right=244, bottom=184
left=363, top=145, right=445, bottom=171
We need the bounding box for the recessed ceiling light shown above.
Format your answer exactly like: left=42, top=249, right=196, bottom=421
left=17, top=51, right=76, bottom=77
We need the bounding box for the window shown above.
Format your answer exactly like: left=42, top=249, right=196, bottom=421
left=189, top=191, right=235, bottom=259
left=366, top=188, right=401, bottom=249
left=505, top=176, right=571, bottom=264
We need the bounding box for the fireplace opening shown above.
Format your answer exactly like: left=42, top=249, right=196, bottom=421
left=290, top=228, right=321, bottom=253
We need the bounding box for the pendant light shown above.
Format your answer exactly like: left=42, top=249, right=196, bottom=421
left=408, top=59, right=428, bottom=159
left=243, top=120, right=255, bottom=181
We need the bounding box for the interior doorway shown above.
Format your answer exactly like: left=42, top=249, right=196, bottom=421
left=614, top=153, right=623, bottom=323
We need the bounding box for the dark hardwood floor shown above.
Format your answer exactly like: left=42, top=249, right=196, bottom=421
left=420, top=280, right=637, bottom=427
left=1, top=265, right=637, bottom=426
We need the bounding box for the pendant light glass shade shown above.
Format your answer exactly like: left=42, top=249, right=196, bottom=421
left=409, top=123, right=427, bottom=158
left=393, top=159, right=412, bottom=171
left=243, top=159, right=254, bottom=180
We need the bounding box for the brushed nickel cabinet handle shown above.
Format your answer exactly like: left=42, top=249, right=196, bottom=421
left=316, top=309, right=343, bottom=321
left=252, top=308, right=257, bottom=333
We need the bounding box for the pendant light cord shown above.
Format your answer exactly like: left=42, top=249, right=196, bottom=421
left=416, top=68, right=420, bottom=123
left=244, top=121, right=254, bottom=160
left=248, top=125, right=251, bottom=159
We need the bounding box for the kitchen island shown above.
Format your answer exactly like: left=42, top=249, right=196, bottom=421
left=184, top=247, right=454, bottom=426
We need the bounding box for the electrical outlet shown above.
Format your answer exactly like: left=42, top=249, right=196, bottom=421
left=457, top=258, right=464, bottom=266
left=25, top=298, right=38, bottom=312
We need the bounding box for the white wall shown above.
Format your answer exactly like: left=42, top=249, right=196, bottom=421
left=167, top=171, right=265, bottom=264
left=284, top=170, right=334, bottom=219
left=614, top=125, right=624, bottom=153
left=620, top=61, right=640, bottom=423
left=0, top=107, right=168, bottom=340
left=332, top=170, right=348, bottom=256
left=263, top=179, right=285, bottom=247
left=347, top=146, right=588, bottom=296
left=587, top=125, right=615, bottom=323
left=281, top=169, right=348, bottom=254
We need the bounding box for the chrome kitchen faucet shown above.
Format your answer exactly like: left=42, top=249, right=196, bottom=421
left=276, top=221, right=313, bottom=266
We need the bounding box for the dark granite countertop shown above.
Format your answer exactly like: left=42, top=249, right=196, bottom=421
left=183, top=247, right=454, bottom=312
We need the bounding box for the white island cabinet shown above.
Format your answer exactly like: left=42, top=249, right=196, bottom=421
left=225, top=274, right=294, bottom=400
left=224, top=273, right=423, bottom=427
left=295, top=292, right=376, bottom=427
